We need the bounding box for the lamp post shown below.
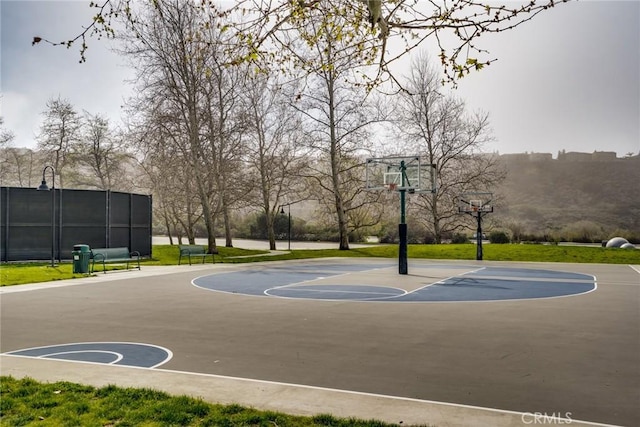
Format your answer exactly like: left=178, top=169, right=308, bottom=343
left=279, top=204, right=291, bottom=250
left=37, top=166, right=56, bottom=267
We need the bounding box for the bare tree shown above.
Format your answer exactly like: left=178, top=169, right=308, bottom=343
left=309, top=153, right=386, bottom=245
left=37, top=96, right=83, bottom=188
left=120, top=0, right=235, bottom=252
left=1, top=115, right=44, bottom=187
left=396, top=53, right=504, bottom=242
left=132, top=117, right=202, bottom=244
left=69, top=112, right=134, bottom=190
left=0, top=117, right=14, bottom=148
left=1, top=137, right=43, bottom=188
left=199, top=40, right=251, bottom=248
left=243, top=74, right=309, bottom=250
left=289, top=9, right=387, bottom=250
left=0, top=147, right=42, bottom=188
left=245, top=74, right=308, bottom=250
left=0, top=117, right=16, bottom=185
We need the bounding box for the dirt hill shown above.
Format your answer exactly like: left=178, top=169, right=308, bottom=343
left=492, top=154, right=640, bottom=240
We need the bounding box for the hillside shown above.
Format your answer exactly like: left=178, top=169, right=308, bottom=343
left=492, top=154, right=640, bottom=240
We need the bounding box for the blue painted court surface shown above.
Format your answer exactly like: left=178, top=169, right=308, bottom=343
left=193, top=263, right=596, bottom=302
left=6, top=343, right=172, bottom=368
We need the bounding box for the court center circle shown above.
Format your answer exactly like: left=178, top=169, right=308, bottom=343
left=265, top=284, right=406, bottom=300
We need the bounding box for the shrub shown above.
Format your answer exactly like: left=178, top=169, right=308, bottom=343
left=489, top=231, right=510, bottom=244
left=422, top=233, right=437, bottom=244
left=451, top=233, right=470, bottom=244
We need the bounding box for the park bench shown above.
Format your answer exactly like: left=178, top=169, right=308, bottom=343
left=91, top=247, right=141, bottom=274
left=178, top=245, right=217, bottom=265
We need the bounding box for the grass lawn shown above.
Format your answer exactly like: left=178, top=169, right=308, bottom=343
left=0, top=376, right=404, bottom=427
left=0, top=246, right=267, bottom=286
left=1, top=243, right=639, bottom=287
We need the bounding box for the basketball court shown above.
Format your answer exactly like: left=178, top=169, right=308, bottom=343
left=1, top=258, right=638, bottom=426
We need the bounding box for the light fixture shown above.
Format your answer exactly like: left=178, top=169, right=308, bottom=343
left=37, top=165, right=56, bottom=267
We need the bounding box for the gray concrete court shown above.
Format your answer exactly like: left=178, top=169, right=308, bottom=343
left=1, top=259, right=638, bottom=427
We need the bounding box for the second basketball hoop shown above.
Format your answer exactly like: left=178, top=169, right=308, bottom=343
left=458, top=192, right=494, bottom=261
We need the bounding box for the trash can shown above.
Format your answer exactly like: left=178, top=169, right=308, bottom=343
left=72, top=244, right=91, bottom=274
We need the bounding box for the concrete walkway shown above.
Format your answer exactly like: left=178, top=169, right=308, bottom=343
left=5, top=355, right=606, bottom=427
left=1, top=355, right=608, bottom=427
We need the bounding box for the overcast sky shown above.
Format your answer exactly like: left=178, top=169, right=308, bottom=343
left=1, top=0, right=639, bottom=157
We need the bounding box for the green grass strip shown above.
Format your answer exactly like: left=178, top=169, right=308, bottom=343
left=1, top=244, right=639, bottom=287
left=0, top=376, right=415, bottom=427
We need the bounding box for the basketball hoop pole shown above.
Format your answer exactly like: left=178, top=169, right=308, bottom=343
left=476, top=212, right=483, bottom=261
left=399, top=160, right=408, bottom=275
left=474, top=205, right=493, bottom=261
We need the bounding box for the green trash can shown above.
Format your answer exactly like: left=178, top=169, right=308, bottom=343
left=72, top=244, right=91, bottom=274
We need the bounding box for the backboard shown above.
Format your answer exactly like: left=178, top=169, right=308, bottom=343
left=365, top=156, right=437, bottom=193
left=458, top=192, right=494, bottom=215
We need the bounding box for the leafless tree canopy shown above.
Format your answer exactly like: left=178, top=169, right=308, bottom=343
left=394, top=53, right=504, bottom=242
left=243, top=73, right=310, bottom=250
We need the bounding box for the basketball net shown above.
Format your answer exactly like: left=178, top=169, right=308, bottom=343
left=386, top=183, right=397, bottom=192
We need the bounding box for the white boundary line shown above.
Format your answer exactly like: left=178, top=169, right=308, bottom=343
left=263, top=268, right=365, bottom=294
left=191, top=264, right=395, bottom=300
left=628, top=265, right=640, bottom=275
left=265, top=285, right=407, bottom=299
left=357, top=266, right=486, bottom=301
left=42, top=350, right=124, bottom=364
left=261, top=266, right=407, bottom=301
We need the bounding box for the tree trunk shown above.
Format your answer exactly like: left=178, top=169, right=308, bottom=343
left=223, top=201, right=233, bottom=247
left=431, top=193, right=442, bottom=244
left=327, top=70, right=349, bottom=250
left=162, top=209, right=174, bottom=245
left=194, top=179, right=217, bottom=253
left=206, top=216, right=217, bottom=253
left=267, top=215, right=277, bottom=250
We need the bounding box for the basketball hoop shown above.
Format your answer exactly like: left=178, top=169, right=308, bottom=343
left=458, top=194, right=494, bottom=216
left=386, top=183, right=397, bottom=192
